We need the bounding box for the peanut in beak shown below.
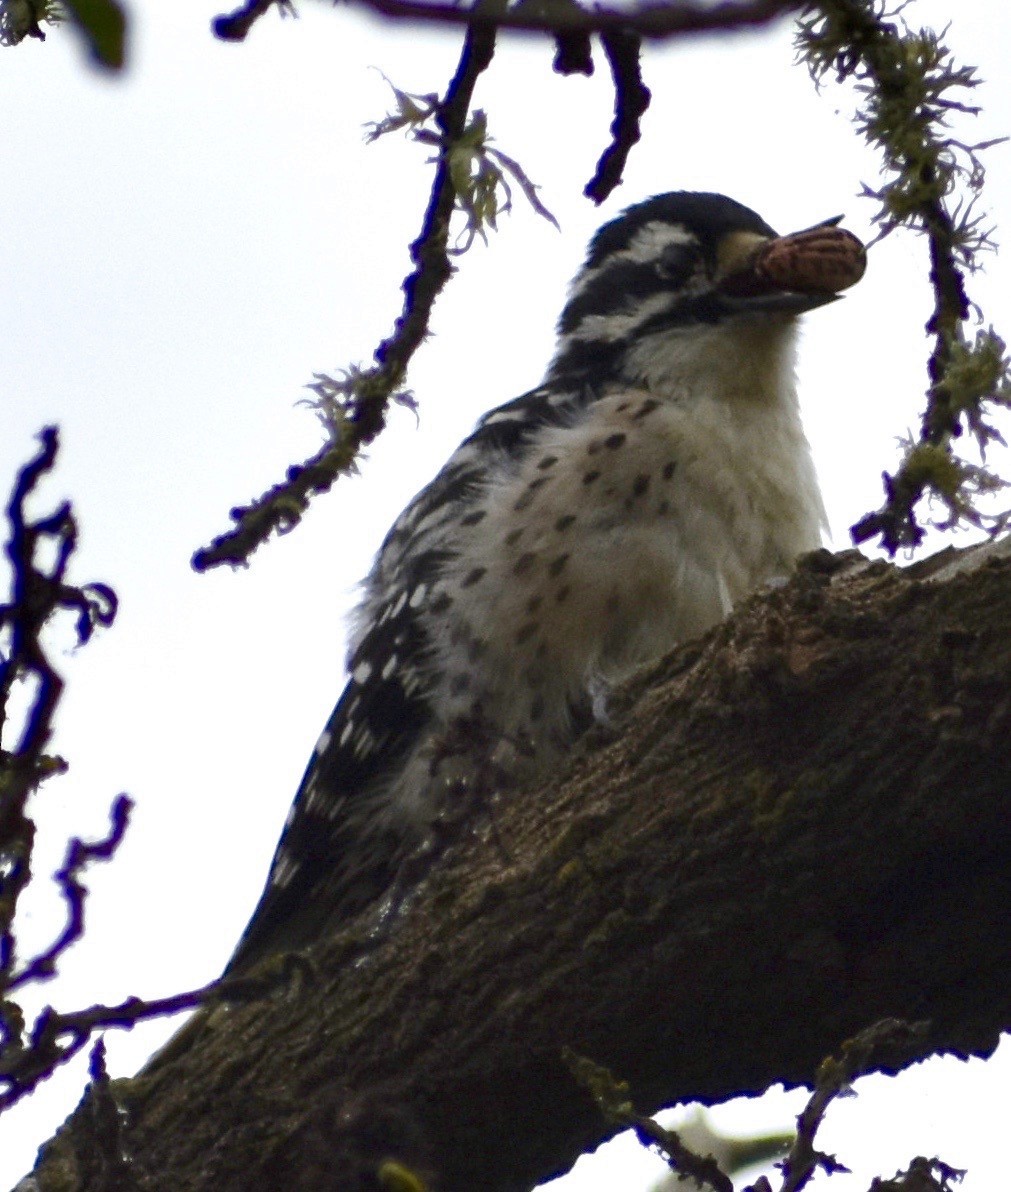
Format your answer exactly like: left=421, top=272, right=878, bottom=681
left=721, top=224, right=867, bottom=299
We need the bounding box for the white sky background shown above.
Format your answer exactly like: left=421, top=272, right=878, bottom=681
left=2, top=0, right=1010, bottom=1186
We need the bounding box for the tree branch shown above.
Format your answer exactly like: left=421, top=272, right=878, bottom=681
left=212, top=0, right=805, bottom=43
left=798, top=2, right=1011, bottom=553
left=0, top=428, right=118, bottom=978
left=5, top=794, right=132, bottom=997
left=0, top=430, right=145, bottom=1116
left=211, top=0, right=293, bottom=41
left=192, top=22, right=497, bottom=571
left=584, top=29, right=652, bottom=204
left=25, top=541, right=1011, bottom=1191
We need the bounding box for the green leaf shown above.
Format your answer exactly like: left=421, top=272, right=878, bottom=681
left=62, top=0, right=125, bottom=70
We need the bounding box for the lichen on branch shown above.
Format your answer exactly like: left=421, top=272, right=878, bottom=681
left=193, top=23, right=500, bottom=571
left=798, top=0, right=1011, bottom=553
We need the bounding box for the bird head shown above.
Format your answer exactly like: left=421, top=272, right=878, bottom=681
left=547, top=191, right=866, bottom=391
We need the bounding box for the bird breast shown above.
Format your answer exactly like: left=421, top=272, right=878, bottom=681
left=431, top=364, right=824, bottom=752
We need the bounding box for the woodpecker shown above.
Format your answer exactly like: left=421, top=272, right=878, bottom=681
left=227, top=191, right=865, bottom=975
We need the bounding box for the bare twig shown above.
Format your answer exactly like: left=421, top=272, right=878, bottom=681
left=193, top=23, right=498, bottom=570
left=563, top=1049, right=735, bottom=1192
left=0, top=978, right=226, bottom=1111
left=211, top=0, right=293, bottom=41
left=5, top=794, right=133, bottom=994
left=0, top=950, right=306, bottom=1112
left=0, top=428, right=118, bottom=974
left=585, top=28, right=652, bottom=203
left=778, top=1019, right=930, bottom=1192
left=0, top=429, right=150, bottom=1117
left=567, top=1022, right=933, bottom=1192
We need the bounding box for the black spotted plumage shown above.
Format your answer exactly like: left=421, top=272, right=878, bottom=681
left=226, top=388, right=593, bottom=972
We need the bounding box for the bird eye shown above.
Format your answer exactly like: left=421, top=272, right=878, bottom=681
left=655, top=242, right=698, bottom=286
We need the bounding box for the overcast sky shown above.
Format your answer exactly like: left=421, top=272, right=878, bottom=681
left=2, top=1, right=1010, bottom=1187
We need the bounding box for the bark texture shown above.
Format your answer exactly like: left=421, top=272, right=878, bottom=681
left=27, top=543, right=1011, bottom=1192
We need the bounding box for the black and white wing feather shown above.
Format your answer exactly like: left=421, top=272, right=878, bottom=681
left=226, top=384, right=589, bottom=973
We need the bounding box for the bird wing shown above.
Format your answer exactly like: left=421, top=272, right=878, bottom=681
left=225, top=384, right=587, bottom=973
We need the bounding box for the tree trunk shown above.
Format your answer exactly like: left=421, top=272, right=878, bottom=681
left=28, top=543, right=1011, bottom=1192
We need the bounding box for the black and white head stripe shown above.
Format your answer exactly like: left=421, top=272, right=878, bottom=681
left=581, top=192, right=777, bottom=270
left=548, top=192, right=781, bottom=383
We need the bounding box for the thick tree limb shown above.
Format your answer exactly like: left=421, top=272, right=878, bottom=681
left=211, top=0, right=805, bottom=43
left=26, top=542, right=1011, bottom=1191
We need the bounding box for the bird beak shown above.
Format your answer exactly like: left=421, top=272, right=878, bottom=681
left=716, top=288, right=842, bottom=316
left=715, top=218, right=866, bottom=317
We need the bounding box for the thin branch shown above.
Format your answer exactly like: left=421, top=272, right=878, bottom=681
left=778, top=1020, right=930, bottom=1192
left=585, top=28, right=652, bottom=203
left=0, top=429, right=118, bottom=975
left=0, top=950, right=304, bottom=1113
left=564, top=1050, right=735, bottom=1192
left=5, top=794, right=132, bottom=994
left=635, top=1119, right=735, bottom=1192
left=567, top=1022, right=938, bottom=1192
left=798, top=2, right=1011, bottom=553
left=1, top=426, right=65, bottom=762
left=0, top=429, right=134, bottom=1118
left=375, top=22, right=498, bottom=378
left=0, top=978, right=228, bottom=1112
left=211, top=0, right=294, bottom=41
left=192, top=23, right=498, bottom=570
